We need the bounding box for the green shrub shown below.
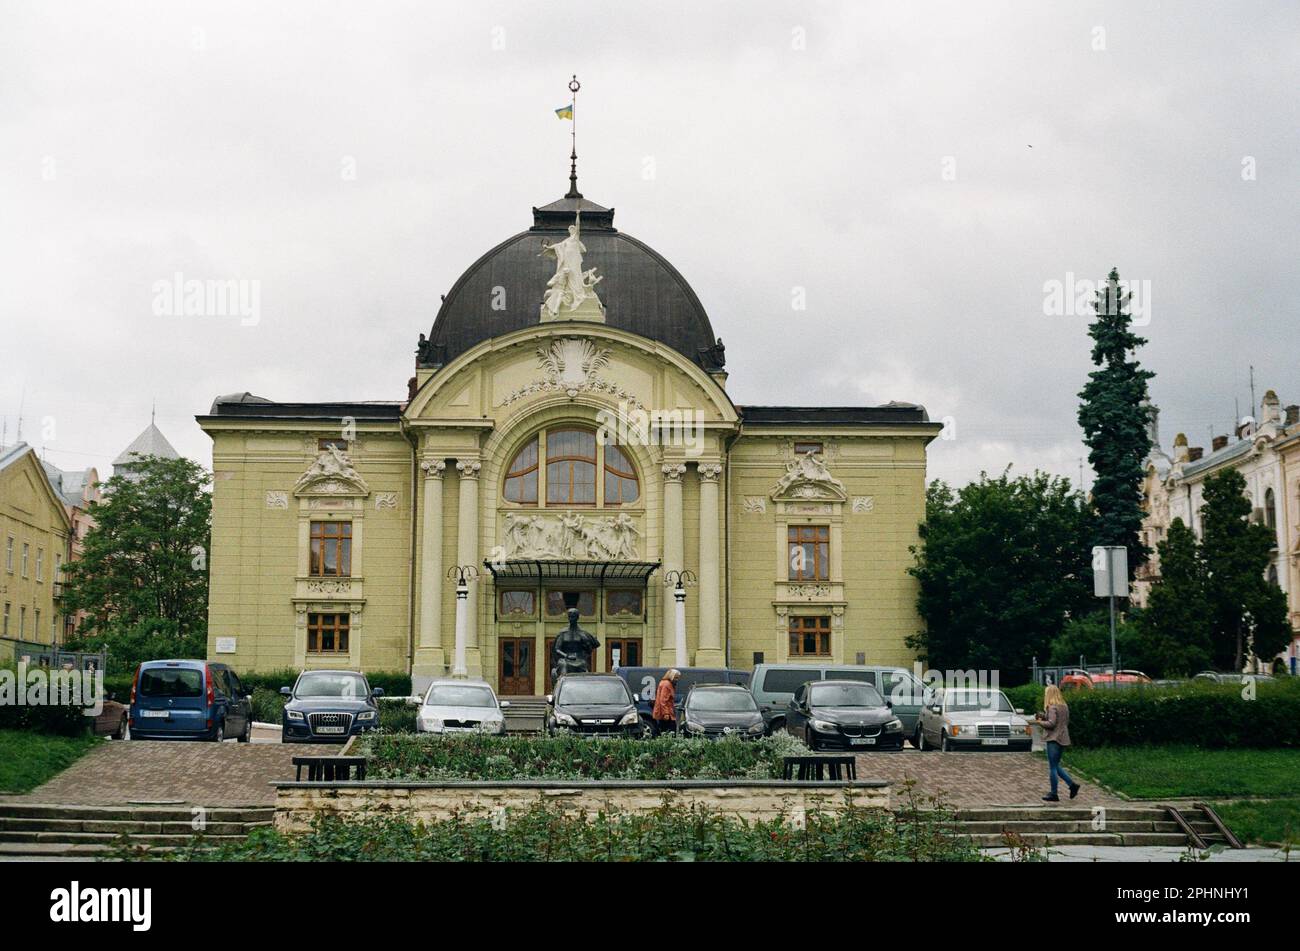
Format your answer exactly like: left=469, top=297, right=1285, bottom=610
left=360, top=732, right=810, bottom=781
left=250, top=687, right=285, bottom=724
left=0, top=666, right=92, bottom=737
left=115, top=799, right=984, bottom=863
left=377, top=698, right=417, bottom=733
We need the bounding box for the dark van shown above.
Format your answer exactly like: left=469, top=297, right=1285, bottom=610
left=128, top=660, right=253, bottom=742
left=614, top=666, right=752, bottom=730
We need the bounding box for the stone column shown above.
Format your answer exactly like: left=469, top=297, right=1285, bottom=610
left=411, top=459, right=446, bottom=692
left=695, top=462, right=724, bottom=666
left=455, top=459, right=482, bottom=678
left=660, top=462, right=687, bottom=665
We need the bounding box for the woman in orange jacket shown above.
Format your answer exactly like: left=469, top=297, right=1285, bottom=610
left=652, top=669, right=681, bottom=736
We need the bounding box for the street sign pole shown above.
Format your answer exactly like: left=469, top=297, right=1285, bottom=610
left=1092, top=545, right=1128, bottom=688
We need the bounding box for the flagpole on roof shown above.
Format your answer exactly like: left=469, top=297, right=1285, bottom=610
left=566, top=74, right=582, bottom=199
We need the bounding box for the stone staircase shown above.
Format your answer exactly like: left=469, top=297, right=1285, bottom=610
left=0, top=803, right=275, bottom=859
left=503, top=696, right=549, bottom=734
left=950, top=804, right=1234, bottom=849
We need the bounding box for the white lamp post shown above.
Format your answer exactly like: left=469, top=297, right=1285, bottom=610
left=664, top=569, right=696, bottom=668
left=448, top=565, right=478, bottom=678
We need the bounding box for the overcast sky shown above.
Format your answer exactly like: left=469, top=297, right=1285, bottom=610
left=3, top=1, right=1297, bottom=490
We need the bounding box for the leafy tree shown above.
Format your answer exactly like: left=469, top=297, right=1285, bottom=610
left=59, top=456, right=211, bottom=673
left=1135, top=519, right=1214, bottom=676
left=1199, top=469, right=1290, bottom=670
left=1077, top=268, right=1155, bottom=568
left=1048, top=609, right=1141, bottom=670
left=908, top=470, right=1094, bottom=684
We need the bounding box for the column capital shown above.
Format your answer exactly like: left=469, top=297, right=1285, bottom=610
left=456, top=459, right=482, bottom=479
left=420, top=459, right=447, bottom=477
left=661, top=462, right=687, bottom=482
left=698, top=462, right=724, bottom=482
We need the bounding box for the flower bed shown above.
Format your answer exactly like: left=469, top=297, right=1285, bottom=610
left=359, top=732, right=810, bottom=781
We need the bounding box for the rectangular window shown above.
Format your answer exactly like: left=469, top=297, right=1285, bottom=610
left=36, top=548, right=44, bottom=581
left=318, top=438, right=349, bottom=452
left=309, top=522, right=352, bottom=577
left=545, top=590, right=595, bottom=617
left=788, top=525, right=830, bottom=581
left=606, top=589, right=644, bottom=617
left=54, top=552, right=62, bottom=581
left=4, top=536, right=12, bottom=572
left=307, top=613, right=350, bottom=654
left=789, top=616, right=831, bottom=657
left=34, top=609, right=40, bottom=639
left=19, top=606, right=26, bottom=637
left=498, top=590, right=537, bottom=617
left=793, top=441, right=824, bottom=455
left=21, top=543, right=29, bottom=578
left=2, top=603, right=8, bottom=636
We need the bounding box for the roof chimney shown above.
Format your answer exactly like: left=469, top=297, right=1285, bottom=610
left=1211, top=435, right=1228, bottom=452
left=1286, top=405, right=1299, bottom=427
left=1188, top=446, right=1204, bottom=462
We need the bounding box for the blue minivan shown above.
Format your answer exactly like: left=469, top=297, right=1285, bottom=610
left=128, top=660, right=253, bottom=742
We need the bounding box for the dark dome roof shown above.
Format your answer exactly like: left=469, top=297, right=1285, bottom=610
left=419, top=194, right=724, bottom=371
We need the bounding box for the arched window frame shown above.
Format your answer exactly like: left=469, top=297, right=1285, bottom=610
left=501, top=425, right=640, bottom=508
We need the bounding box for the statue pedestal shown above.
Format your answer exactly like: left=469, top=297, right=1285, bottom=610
left=540, top=296, right=605, bottom=324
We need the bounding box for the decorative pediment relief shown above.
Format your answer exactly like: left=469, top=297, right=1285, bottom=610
left=294, top=446, right=370, bottom=497
left=501, top=337, right=645, bottom=409
left=502, top=511, right=642, bottom=561
left=770, top=453, right=847, bottom=503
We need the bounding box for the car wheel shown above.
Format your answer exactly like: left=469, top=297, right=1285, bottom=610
left=940, top=733, right=951, bottom=752
left=805, top=727, right=818, bottom=752
left=237, top=717, right=251, bottom=743
left=210, top=721, right=225, bottom=743
left=112, top=716, right=127, bottom=740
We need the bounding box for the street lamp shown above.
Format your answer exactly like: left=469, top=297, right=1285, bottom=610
left=663, top=569, right=696, bottom=668
left=447, top=565, right=479, bottom=678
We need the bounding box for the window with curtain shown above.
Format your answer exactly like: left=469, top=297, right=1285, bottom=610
left=603, top=444, right=639, bottom=504
left=504, top=436, right=539, bottom=504
left=503, top=428, right=640, bottom=508
left=546, top=429, right=597, bottom=505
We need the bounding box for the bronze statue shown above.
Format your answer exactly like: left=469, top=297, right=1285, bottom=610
left=550, top=607, right=600, bottom=683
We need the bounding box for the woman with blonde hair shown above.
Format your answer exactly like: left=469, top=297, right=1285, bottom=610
left=1035, top=684, right=1080, bottom=802
left=652, top=668, right=681, bottom=736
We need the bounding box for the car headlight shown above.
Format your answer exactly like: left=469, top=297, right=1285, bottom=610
left=810, top=719, right=838, bottom=732
left=618, top=710, right=639, bottom=726
left=746, top=721, right=765, bottom=734
left=684, top=720, right=704, bottom=733
left=356, top=710, right=376, bottom=722
left=286, top=710, right=305, bottom=722
left=554, top=712, right=577, bottom=726
left=884, top=718, right=903, bottom=733
left=421, top=715, right=442, bottom=729
left=953, top=723, right=977, bottom=736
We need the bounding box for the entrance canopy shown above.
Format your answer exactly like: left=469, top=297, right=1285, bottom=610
left=482, top=559, right=660, bottom=583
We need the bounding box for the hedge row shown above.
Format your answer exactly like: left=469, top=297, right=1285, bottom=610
left=362, top=732, right=811, bottom=781
left=1003, top=680, right=1300, bottom=748
left=114, top=801, right=984, bottom=863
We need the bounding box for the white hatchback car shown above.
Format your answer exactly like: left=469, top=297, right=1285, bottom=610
left=415, top=679, right=508, bottom=735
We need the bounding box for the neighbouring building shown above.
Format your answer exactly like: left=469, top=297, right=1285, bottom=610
left=41, top=460, right=101, bottom=640
left=112, top=420, right=180, bottom=482
left=0, top=443, right=72, bottom=652
left=1137, top=390, right=1300, bottom=672
left=198, top=171, right=942, bottom=694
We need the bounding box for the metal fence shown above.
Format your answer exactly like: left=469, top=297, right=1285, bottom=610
left=0, top=637, right=107, bottom=672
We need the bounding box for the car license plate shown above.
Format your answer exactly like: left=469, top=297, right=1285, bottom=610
left=315, top=726, right=346, bottom=734
left=850, top=737, right=876, bottom=745
left=140, top=710, right=169, bottom=718
left=588, top=719, right=614, bottom=725
left=982, top=738, right=1008, bottom=746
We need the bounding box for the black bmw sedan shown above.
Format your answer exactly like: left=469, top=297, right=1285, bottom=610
left=281, top=670, right=384, bottom=743
left=785, top=679, right=905, bottom=751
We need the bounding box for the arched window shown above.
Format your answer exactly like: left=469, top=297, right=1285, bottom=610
left=503, top=436, right=538, bottom=504
left=502, top=427, right=640, bottom=508
left=546, top=428, right=597, bottom=505
left=1265, top=488, right=1277, bottom=531
left=603, top=443, right=640, bottom=504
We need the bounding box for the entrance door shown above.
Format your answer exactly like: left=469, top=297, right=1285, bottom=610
left=606, top=637, right=642, bottom=671
left=499, top=638, right=534, bottom=695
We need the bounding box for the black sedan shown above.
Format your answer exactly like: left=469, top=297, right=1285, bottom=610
left=786, top=679, right=905, bottom=751
left=680, top=684, right=766, bottom=739
left=281, top=670, right=384, bottom=743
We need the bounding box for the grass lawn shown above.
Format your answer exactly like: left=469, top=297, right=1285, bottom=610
left=0, top=729, right=101, bottom=794
left=1214, top=799, right=1300, bottom=847
left=1062, top=746, right=1300, bottom=799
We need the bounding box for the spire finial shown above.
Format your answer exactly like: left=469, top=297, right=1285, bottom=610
left=565, top=74, right=582, bottom=199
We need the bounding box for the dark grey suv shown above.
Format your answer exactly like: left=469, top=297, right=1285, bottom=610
left=281, top=669, right=384, bottom=743
left=546, top=673, right=643, bottom=737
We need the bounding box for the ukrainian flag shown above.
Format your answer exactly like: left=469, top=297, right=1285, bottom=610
left=555, top=104, right=574, bottom=120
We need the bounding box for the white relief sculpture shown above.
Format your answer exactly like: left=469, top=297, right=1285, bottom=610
left=501, top=512, right=642, bottom=560
left=852, top=496, right=875, bottom=513
left=374, top=492, right=397, bottom=510
left=742, top=496, right=767, bottom=514
left=294, top=446, right=369, bottom=496
left=265, top=490, right=288, bottom=509
left=501, top=338, right=645, bottom=409
left=771, top=452, right=847, bottom=502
